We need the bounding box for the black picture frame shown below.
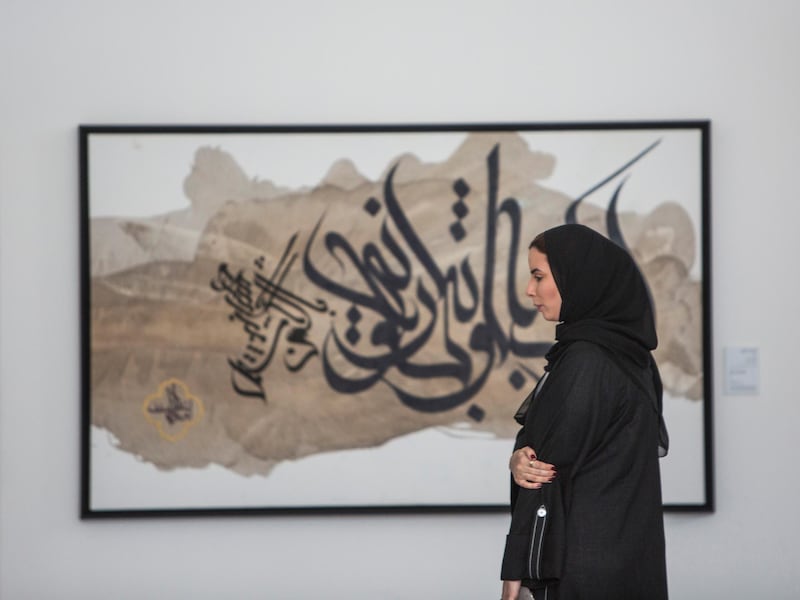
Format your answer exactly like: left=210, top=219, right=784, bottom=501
left=80, top=121, right=713, bottom=517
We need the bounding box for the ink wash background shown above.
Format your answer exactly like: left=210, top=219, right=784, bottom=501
left=84, top=127, right=707, bottom=510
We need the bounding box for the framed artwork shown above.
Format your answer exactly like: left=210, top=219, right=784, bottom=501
left=79, top=121, right=713, bottom=517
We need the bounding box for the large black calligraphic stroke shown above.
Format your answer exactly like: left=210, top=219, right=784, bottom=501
left=303, top=219, right=419, bottom=331
left=393, top=277, right=473, bottom=384
left=564, top=139, right=662, bottom=250
left=481, top=145, right=506, bottom=359
left=507, top=327, right=553, bottom=358
left=459, top=145, right=549, bottom=360
left=604, top=175, right=659, bottom=317
left=448, top=258, right=480, bottom=324
left=483, top=145, right=547, bottom=362
left=377, top=166, right=484, bottom=341
left=370, top=219, right=413, bottom=291
left=386, top=325, right=496, bottom=413
left=306, top=186, right=483, bottom=399
left=319, top=328, right=386, bottom=394
left=378, top=167, right=504, bottom=410
left=382, top=294, right=497, bottom=414
left=381, top=165, right=447, bottom=293
left=564, top=143, right=659, bottom=316
left=502, top=195, right=554, bottom=357
left=605, top=177, right=629, bottom=249
left=374, top=174, right=482, bottom=377
left=318, top=275, right=471, bottom=396
left=303, top=152, right=546, bottom=410
left=496, top=196, right=537, bottom=330
left=382, top=168, right=498, bottom=389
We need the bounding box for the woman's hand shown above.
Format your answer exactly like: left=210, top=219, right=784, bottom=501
left=502, top=579, right=522, bottom=600
left=509, top=446, right=556, bottom=489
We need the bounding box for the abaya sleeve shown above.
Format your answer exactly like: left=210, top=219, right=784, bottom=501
left=500, top=341, right=635, bottom=584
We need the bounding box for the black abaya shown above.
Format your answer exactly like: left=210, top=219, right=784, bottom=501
left=501, top=224, right=669, bottom=598
left=501, top=341, right=668, bottom=599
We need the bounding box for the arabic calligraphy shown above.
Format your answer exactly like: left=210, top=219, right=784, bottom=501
left=301, top=144, right=557, bottom=418
left=143, top=379, right=205, bottom=442
left=210, top=234, right=330, bottom=402
left=212, top=140, right=660, bottom=417
left=564, top=139, right=661, bottom=250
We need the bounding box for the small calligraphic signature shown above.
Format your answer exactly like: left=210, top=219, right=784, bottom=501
left=143, top=379, right=205, bottom=442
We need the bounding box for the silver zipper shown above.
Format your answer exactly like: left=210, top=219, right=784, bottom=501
left=527, top=504, right=548, bottom=580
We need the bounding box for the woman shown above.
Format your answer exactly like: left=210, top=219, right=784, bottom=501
left=500, top=224, right=669, bottom=600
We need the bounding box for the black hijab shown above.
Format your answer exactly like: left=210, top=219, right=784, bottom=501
left=540, top=224, right=668, bottom=456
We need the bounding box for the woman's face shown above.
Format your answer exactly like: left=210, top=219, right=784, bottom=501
left=527, top=247, right=563, bottom=322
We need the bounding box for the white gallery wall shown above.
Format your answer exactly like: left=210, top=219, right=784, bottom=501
left=1, top=1, right=799, bottom=598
